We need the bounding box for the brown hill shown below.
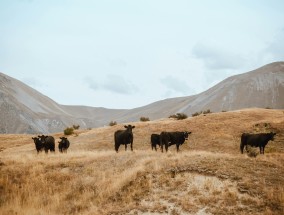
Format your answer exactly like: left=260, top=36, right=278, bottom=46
left=0, top=108, right=283, bottom=214
left=1, top=62, right=283, bottom=134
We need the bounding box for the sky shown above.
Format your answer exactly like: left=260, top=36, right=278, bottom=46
left=0, top=0, right=284, bottom=109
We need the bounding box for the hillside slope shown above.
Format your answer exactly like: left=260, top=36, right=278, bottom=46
left=1, top=62, right=283, bottom=134
left=0, top=109, right=283, bottom=214
left=115, top=62, right=284, bottom=122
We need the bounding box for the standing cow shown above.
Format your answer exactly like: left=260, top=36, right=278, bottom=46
left=151, top=134, right=161, bottom=151
left=160, top=131, right=191, bottom=152
left=114, top=125, right=135, bottom=152
left=240, top=132, right=276, bottom=154
left=58, top=137, right=70, bottom=153
left=38, top=135, right=55, bottom=153
left=32, top=137, right=44, bottom=154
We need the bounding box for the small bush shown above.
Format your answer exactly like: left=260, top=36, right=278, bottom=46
left=64, top=127, right=74, bottom=135
left=140, top=117, right=150, bottom=122
left=203, top=109, right=212, bottom=114
left=192, top=112, right=201, bottom=117
left=176, top=113, right=188, bottom=120
left=169, top=114, right=178, bottom=119
left=109, top=121, right=117, bottom=126
left=73, top=124, right=80, bottom=130
left=169, top=113, right=188, bottom=120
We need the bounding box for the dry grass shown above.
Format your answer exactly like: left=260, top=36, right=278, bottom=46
left=0, top=108, right=284, bottom=214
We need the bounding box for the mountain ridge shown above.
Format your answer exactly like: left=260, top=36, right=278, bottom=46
left=0, top=61, right=283, bottom=134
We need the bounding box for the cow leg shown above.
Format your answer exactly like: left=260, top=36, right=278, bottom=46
left=165, top=143, right=168, bottom=152
left=115, top=144, right=120, bottom=153
left=261, top=146, right=265, bottom=154
left=176, top=144, right=179, bottom=152
left=155, top=145, right=157, bottom=151
left=161, top=144, right=164, bottom=153
left=131, top=142, right=133, bottom=151
left=125, top=144, right=127, bottom=151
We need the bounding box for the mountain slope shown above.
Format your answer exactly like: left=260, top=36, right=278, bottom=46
left=114, top=61, right=284, bottom=122
left=0, top=62, right=283, bottom=134
left=0, top=73, right=126, bottom=133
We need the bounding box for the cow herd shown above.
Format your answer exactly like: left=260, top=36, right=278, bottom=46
left=32, top=124, right=277, bottom=155
left=32, top=135, right=70, bottom=154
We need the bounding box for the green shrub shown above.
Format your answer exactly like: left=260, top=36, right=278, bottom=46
left=203, top=109, right=212, bottom=114
left=64, top=127, right=74, bottom=135
left=176, top=113, right=188, bottom=120
left=109, top=121, right=117, bottom=126
left=192, top=112, right=200, bottom=117
left=140, top=116, right=150, bottom=122
left=169, top=113, right=188, bottom=120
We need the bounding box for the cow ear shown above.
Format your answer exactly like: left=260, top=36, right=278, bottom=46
left=124, top=125, right=128, bottom=128
left=132, top=126, right=135, bottom=129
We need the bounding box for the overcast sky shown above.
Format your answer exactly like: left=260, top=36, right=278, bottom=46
left=1, top=0, right=284, bottom=109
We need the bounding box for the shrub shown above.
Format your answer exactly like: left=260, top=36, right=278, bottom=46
left=73, top=124, right=80, bottom=130
left=192, top=112, right=201, bottom=117
left=64, top=127, right=74, bottom=135
left=169, top=113, right=188, bottom=120
left=109, top=121, right=117, bottom=126
left=203, top=109, right=212, bottom=114
left=169, top=114, right=178, bottom=119
left=176, top=113, right=188, bottom=120
left=140, top=116, right=150, bottom=122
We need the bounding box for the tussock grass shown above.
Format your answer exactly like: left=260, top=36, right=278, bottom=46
left=0, top=108, right=284, bottom=214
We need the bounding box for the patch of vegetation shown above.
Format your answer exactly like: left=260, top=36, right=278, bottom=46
left=169, top=113, right=188, bottom=120
left=109, top=121, right=117, bottom=126
left=140, top=117, right=150, bottom=122
left=64, top=127, right=74, bottom=135
left=192, top=109, right=213, bottom=117
left=73, top=124, right=80, bottom=130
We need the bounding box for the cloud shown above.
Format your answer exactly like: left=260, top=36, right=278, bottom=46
left=160, top=75, right=192, bottom=95
left=103, top=74, right=138, bottom=95
left=192, top=43, right=244, bottom=70
left=266, top=28, right=284, bottom=61
left=84, top=77, right=99, bottom=90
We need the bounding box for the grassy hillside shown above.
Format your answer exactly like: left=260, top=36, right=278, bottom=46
left=0, top=108, right=283, bottom=215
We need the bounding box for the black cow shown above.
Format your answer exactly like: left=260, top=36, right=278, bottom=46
left=240, top=132, right=276, bottom=154
left=58, top=137, right=70, bottom=153
left=151, top=134, right=161, bottom=151
left=160, top=131, right=192, bottom=152
left=38, top=135, right=55, bottom=153
left=32, top=137, right=44, bottom=154
left=114, top=125, right=135, bottom=152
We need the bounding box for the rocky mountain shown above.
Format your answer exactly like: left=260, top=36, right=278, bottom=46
left=0, top=62, right=283, bottom=134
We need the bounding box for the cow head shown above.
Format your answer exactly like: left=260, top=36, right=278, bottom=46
left=38, top=135, right=48, bottom=143
left=183, top=131, right=192, bottom=140
left=59, top=137, right=68, bottom=143
left=32, top=137, right=40, bottom=143
left=124, top=125, right=135, bottom=131
left=269, top=132, right=276, bottom=141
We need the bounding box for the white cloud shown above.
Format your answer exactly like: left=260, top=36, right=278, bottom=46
left=192, top=43, right=245, bottom=70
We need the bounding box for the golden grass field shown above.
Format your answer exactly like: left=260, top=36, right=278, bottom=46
left=0, top=108, right=284, bottom=215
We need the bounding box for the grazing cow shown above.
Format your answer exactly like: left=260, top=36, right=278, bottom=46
left=160, top=131, right=192, bottom=152
left=114, top=125, right=135, bottom=152
left=151, top=134, right=161, bottom=151
left=240, top=132, right=276, bottom=154
left=38, top=135, right=55, bottom=153
left=32, top=137, right=44, bottom=154
left=58, top=137, right=70, bottom=153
